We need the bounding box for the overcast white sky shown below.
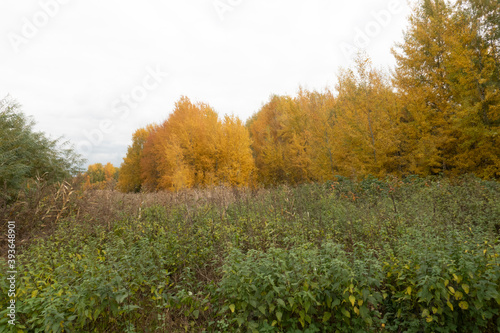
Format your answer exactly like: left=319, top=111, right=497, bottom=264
left=0, top=0, right=413, bottom=168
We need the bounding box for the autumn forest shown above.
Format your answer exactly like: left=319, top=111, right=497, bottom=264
left=91, top=0, right=500, bottom=194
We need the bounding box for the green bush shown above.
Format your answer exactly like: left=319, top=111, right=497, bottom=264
left=1, top=176, right=499, bottom=332
left=218, top=243, right=383, bottom=332
left=382, top=228, right=500, bottom=332
left=0, top=96, right=83, bottom=202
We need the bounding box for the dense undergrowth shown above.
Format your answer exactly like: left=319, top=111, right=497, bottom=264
left=1, top=175, right=499, bottom=332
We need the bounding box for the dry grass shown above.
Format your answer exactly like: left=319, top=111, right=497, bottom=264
left=0, top=177, right=79, bottom=257
left=0, top=178, right=265, bottom=258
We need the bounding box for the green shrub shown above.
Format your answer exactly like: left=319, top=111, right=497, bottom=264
left=218, top=242, right=384, bottom=332
left=1, top=176, right=499, bottom=332
left=382, top=228, right=500, bottom=333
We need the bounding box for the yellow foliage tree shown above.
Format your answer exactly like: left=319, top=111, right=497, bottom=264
left=445, top=0, right=500, bottom=177
left=295, top=89, right=338, bottom=181
left=118, top=126, right=152, bottom=192
left=121, top=0, right=500, bottom=188
left=83, top=162, right=118, bottom=190
left=393, top=0, right=500, bottom=177
left=334, top=54, right=402, bottom=178
left=138, top=96, right=254, bottom=191
left=248, top=94, right=314, bottom=185
left=216, top=115, right=255, bottom=186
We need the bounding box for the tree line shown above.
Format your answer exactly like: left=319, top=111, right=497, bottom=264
left=117, top=0, right=499, bottom=192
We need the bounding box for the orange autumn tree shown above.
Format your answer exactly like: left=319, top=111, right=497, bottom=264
left=104, top=162, right=118, bottom=182
left=248, top=90, right=340, bottom=185
left=140, top=123, right=161, bottom=191
left=246, top=96, right=286, bottom=185
left=83, top=162, right=119, bottom=190
left=247, top=94, right=314, bottom=185
left=248, top=62, right=401, bottom=185
left=131, top=96, right=254, bottom=192
left=216, top=115, right=255, bottom=186
left=118, top=126, right=153, bottom=192
left=158, top=97, right=220, bottom=190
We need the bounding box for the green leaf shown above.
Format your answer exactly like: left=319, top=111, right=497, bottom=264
left=93, top=308, right=101, bottom=320
left=276, top=311, right=283, bottom=322
left=116, top=293, right=128, bottom=304
left=462, top=284, right=469, bottom=294
left=277, top=298, right=286, bottom=308
left=359, top=305, right=369, bottom=318
left=110, top=302, right=119, bottom=315
left=341, top=308, right=351, bottom=318
left=322, top=311, right=332, bottom=322
left=304, top=300, right=311, bottom=313
left=332, top=298, right=341, bottom=308
left=258, top=305, right=266, bottom=315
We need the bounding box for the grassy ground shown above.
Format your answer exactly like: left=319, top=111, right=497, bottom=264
left=1, top=175, right=499, bottom=332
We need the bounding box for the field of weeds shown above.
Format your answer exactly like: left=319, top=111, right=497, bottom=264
left=1, top=176, right=499, bottom=332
